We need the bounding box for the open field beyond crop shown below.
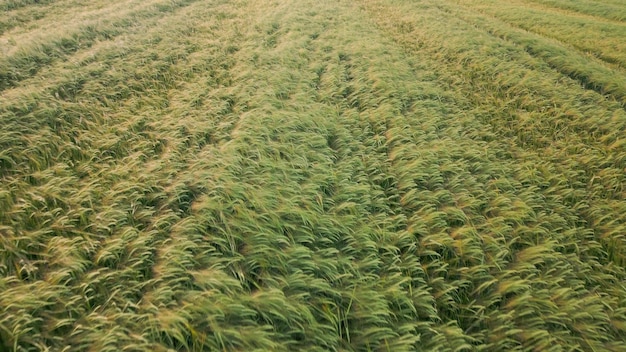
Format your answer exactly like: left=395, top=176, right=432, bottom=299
left=1, top=0, right=626, bottom=350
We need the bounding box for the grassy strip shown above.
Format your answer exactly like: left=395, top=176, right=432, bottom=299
left=358, top=1, right=626, bottom=349
left=0, top=0, right=55, bottom=11
left=0, top=5, right=213, bottom=177
left=527, top=0, right=626, bottom=21
left=444, top=0, right=626, bottom=107
left=0, top=0, right=140, bottom=41
left=0, top=0, right=246, bottom=349
left=0, top=0, right=135, bottom=36
left=177, top=1, right=442, bottom=349
left=455, top=0, right=626, bottom=68
left=365, top=0, right=626, bottom=266
left=0, top=6, right=46, bottom=35
left=0, top=0, right=199, bottom=91
left=378, top=0, right=626, bottom=156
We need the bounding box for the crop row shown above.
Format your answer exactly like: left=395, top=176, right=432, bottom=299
left=526, top=0, right=626, bottom=22
left=0, top=0, right=202, bottom=90
left=455, top=0, right=626, bottom=69
left=359, top=0, right=626, bottom=267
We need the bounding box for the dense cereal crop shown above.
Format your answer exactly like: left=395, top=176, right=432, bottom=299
left=1, top=0, right=625, bottom=350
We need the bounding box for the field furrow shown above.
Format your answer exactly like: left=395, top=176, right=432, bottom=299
left=0, top=0, right=57, bottom=11
left=437, top=0, right=626, bottom=107
left=1, top=0, right=625, bottom=350
left=0, top=0, right=201, bottom=91
left=453, top=0, right=626, bottom=69
left=526, top=0, right=626, bottom=21
left=0, top=0, right=129, bottom=35
left=365, top=0, right=626, bottom=261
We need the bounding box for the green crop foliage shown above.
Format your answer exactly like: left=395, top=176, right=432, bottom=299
left=1, top=0, right=625, bottom=350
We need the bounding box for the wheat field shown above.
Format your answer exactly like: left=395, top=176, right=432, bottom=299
left=1, top=0, right=625, bottom=350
